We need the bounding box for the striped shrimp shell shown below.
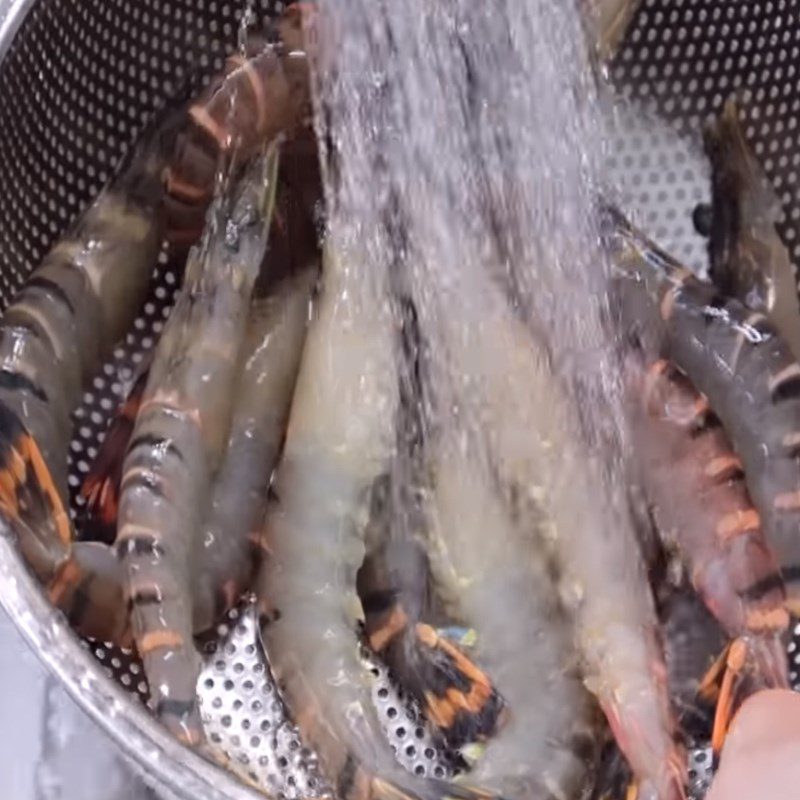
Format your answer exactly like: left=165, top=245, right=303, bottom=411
left=117, top=151, right=279, bottom=745
left=406, top=255, right=684, bottom=800
left=193, top=264, right=317, bottom=630
left=608, top=207, right=800, bottom=616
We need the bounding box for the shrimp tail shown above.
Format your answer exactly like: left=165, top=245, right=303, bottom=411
left=0, top=399, right=131, bottom=644
left=262, top=619, right=510, bottom=800
left=0, top=400, right=71, bottom=584
left=357, top=472, right=505, bottom=750
left=408, top=624, right=505, bottom=748
left=358, top=546, right=505, bottom=749
left=79, top=365, right=150, bottom=544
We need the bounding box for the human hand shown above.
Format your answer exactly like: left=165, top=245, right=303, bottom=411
left=706, top=689, right=800, bottom=800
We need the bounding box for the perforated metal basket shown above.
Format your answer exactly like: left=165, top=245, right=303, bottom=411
left=0, top=0, right=798, bottom=797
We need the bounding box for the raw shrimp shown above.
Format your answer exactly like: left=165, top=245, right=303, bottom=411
left=608, top=208, right=800, bottom=615
left=355, top=294, right=505, bottom=754
left=703, top=97, right=800, bottom=358
left=0, top=114, right=175, bottom=503
left=117, top=149, right=280, bottom=746
left=407, top=257, right=684, bottom=800
left=81, top=135, right=323, bottom=545
left=0, top=110, right=180, bottom=643
left=193, top=264, right=317, bottom=630
left=257, top=243, right=497, bottom=800
left=256, top=236, right=402, bottom=796
left=624, top=354, right=789, bottom=749
left=75, top=255, right=315, bottom=643
left=77, top=145, right=321, bottom=649
left=628, top=358, right=789, bottom=656
left=428, top=429, right=598, bottom=800
left=165, top=6, right=315, bottom=245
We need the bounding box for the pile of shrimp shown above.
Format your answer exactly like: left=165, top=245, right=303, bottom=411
left=0, top=3, right=798, bottom=800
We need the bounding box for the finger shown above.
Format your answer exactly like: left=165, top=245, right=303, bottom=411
left=707, top=688, right=800, bottom=800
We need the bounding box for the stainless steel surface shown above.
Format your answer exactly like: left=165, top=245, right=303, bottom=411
left=0, top=534, right=266, bottom=800
left=608, top=0, right=800, bottom=280
left=0, top=0, right=798, bottom=798
left=0, top=0, right=35, bottom=62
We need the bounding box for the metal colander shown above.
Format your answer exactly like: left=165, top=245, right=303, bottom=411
left=0, top=0, right=797, bottom=797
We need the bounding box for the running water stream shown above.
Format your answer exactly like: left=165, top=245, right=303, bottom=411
left=311, top=2, right=684, bottom=798
left=313, top=0, right=625, bottom=459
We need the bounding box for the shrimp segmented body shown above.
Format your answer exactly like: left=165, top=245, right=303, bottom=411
left=630, top=360, right=789, bottom=650
left=256, top=238, right=403, bottom=796
left=193, top=264, right=317, bottom=630
left=429, top=431, right=597, bottom=800
left=256, top=244, right=496, bottom=800
left=624, top=353, right=788, bottom=748
left=407, top=257, right=684, bottom=800
left=117, top=150, right=280, bottom=746
left=165, top=8, right=314, bottom=245
left=0, top=112, right=179, bottom=643
left=609, top=208, right=800, bottom=616
left=0, top=122, right=172, bottom=503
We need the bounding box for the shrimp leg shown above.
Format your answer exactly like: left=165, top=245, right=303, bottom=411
left=117, top=150, right=280, bottom=745
left=80, top=367, right=150, bottom=544
left=0, top=110, right=179, bottom=642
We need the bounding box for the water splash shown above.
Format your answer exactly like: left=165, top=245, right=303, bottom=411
left=313, top=0, right=626, bottom=468
left=312, top=3, right=678, bottom=795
